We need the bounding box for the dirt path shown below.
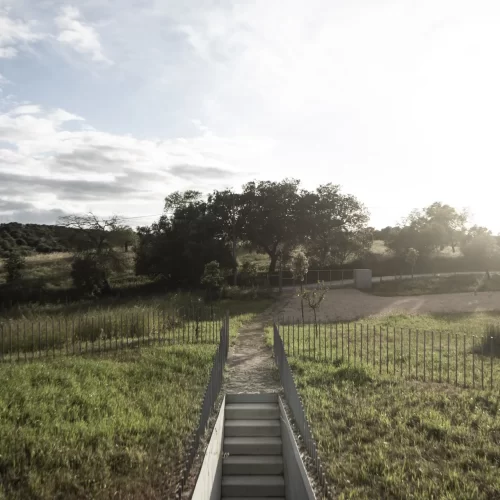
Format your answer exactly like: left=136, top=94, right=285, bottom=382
left=224, top=296, right=292, bottom=394
left=279, top=288, right=500, bottom=322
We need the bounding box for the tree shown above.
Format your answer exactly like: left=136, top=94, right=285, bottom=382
left=5, top=251, right=26, bottom=283
left=135, top=192, right=233, bottom=287
left=302, top=184, right=369, bottom=266
left=405, top=248, right=419, bottom=278
left=240, top=261, right=259, bottom=287
left=109, top=225, right=137, bottom=252
left=301, top=281, right=328, bottom=335
left=424, top=202, right=467, bottom=253
left=58, top=213, right=127, bottom=293
left=207, top=189, right=243, bottom=284
left=201, top=260, right=225, bottom=302
left=58, top=213, right=122, bottom=254
left=462, top=231, right=498, bottom=277
left=239, top=179, right=302, bottom=273
left=291, top=251, right=309, bottom=322
left=385, top=202, right=468, bottom=260
left=70, top=254, right=107, bottom=295
left=164, top=190, right=202, bottom=213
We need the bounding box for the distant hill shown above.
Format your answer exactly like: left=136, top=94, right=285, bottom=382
left=0, top=222, right=80, bottom=257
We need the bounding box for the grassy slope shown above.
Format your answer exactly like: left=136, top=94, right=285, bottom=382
left=0, top=345, right=216, bottom=499
left=291, top=359, right=500, bottom=499
left=369, top=274, right=500, bottom=296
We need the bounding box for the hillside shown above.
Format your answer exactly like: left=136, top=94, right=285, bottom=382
left=0, top=222, right=81, bottom=257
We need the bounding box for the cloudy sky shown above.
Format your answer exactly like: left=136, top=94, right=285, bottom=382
left=1, top=0, right=499, bottom=230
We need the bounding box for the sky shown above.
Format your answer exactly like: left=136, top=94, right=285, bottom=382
left=1, top=0, right=500, bottom=231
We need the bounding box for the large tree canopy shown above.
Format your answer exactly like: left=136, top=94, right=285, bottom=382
left=136, top=180, right=370, bottom=279
left=135, top=192, right=233, bottom=287
left=239, top=179, right=302, bottom=273
left=301, top=183, right=370, bottom=266
left=384, top=202, right=469, bottom=259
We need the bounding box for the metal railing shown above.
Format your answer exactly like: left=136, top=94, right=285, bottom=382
left=277, top=320, right=500, bottom=390
left=273, top=323, right=333, bottom=499
left=0, top=307, right=224, bottom=362
left=177, top=311, right=229, bottom=498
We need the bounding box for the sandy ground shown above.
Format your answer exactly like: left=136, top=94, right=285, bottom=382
left=278, top=289, right=500, bottom=322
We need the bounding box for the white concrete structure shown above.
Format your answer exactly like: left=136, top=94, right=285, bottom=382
left=191, top=396, right=225, bottom=500
left=354, top=269, right=372, bottom=289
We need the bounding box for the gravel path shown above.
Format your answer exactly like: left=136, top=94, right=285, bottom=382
left=279, top=289, right=500, bottom=322
left=224, top=299, right=286, bottom=394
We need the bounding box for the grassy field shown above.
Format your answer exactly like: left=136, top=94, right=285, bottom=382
left=275, top=313, right=500, bottom=390
left=0, top=296, right=272, bottom=498
left=369, top=273, right=500, bottom=296
left=0, top=252, right=137, bottom=288
left=0, top=345, right=217, bottom=499
left=291, top=359, right=500, bottom=499
left=0, top=297, right=274, bottom=360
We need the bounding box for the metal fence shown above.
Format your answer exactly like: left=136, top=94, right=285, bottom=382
left=0, top=307, right=224, bottom=363
left=273, top=323, right=333, bottom=499
left=277, top=320, right=500, bottom=390
left=177, top=311, right=229, bottom=498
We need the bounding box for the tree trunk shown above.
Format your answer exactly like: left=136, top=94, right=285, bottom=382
left=232, top=235, right=237, bottom=286
left=269, top=252, right=278, bottom=274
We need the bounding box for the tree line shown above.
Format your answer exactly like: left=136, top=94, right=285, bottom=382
left=134, top=180, right=370, bottom=287
left=2, top=179, right=500, bottom=295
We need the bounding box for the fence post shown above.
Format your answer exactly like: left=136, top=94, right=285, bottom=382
left=225, top=310, right=230, bottom=359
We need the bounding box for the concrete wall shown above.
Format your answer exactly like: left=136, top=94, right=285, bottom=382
left=279, top=398, right=316, bottom=500
left=191, top=396, right=225, bottom=500
left=354, top=269, right=372, bottom=289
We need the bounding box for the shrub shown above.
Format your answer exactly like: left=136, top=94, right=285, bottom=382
left=70, top=255, right=106, bottom=295
left=201, top=261, right=225, bottom=301
left=36, top=243, right=53, bottom=253
left=4, top=252, right=26, bottom=283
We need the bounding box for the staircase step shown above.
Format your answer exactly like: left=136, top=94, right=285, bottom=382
left=224, top=437, right=282, bottom=455
left=225, top=419, right=281, bottom=437
left=221, top=476, right=285, bottom=497
left=226, top=393, right=279, bottom=404
left=223, top=455, right=283, bottom=475
left=225, top=403, right=279, bottom=420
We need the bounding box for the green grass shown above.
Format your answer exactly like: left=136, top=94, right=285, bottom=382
left=290, top=358, right=500, bottom=499
left=0, top=252, right=136, bottom=289
left=369, top=273, right=500, bottom=296
left=0, top=298, right=274, bottom=359
left=274, top=313, right=500, bottom=390
left=0, top=345, right=217, bottom=499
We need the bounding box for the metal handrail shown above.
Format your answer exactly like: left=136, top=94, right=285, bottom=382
left=177, top=311, right=229, bottom=498
left=273, top=323, right=333, bottom=499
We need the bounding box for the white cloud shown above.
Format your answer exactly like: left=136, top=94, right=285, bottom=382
left=0, top=101, right=274, bottom=219
left=55, top=5, right=111, bottom=63
left=10, top=104, right=42, bottom=115
left=0, top=10, right=44, bottom=58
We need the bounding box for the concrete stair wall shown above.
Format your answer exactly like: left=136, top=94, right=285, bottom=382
left=222, top=394, right=285, bottom=499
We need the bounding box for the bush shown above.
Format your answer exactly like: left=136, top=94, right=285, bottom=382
left=70, top=255, right=107, bottom=295
left=4, top=252, right=26, bottom=283
left=36, top=243, right=53, bottom=253
left=220, top=285, right=276, bottom=300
